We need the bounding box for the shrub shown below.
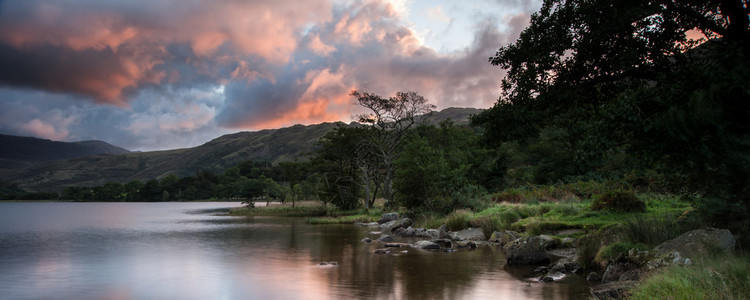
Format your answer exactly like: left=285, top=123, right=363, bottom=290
left=445, top=209, right=472, bottom=231
left=590, top=190, right=646, bottom=213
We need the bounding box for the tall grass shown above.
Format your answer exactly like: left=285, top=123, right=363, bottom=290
left=623, top=213, right=701, bottom=247
left=629, top=254, right=750, bottom=300
left=445, top=209, right=472, bottom=231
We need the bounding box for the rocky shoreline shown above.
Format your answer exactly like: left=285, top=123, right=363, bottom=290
left=357, top=212, right=737, bottom=300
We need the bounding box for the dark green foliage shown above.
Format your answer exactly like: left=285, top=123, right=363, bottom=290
left=577, top=233, right=603, bottom=270
left=595, top=242, right=649, bottom=265
left=591, top=190, right=646, bottom=213
left=472, top=0, right=750, bottom=229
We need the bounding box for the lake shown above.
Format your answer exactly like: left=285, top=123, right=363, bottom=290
left=0, top=202, right=589, bottom=299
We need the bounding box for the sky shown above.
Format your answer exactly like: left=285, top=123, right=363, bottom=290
left=0, top=0, right=541, bottom=151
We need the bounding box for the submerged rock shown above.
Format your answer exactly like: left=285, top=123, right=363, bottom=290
left=377, top=235, right=394, bottom=242
left=374, top=248, right=390, bottom=254
left=414, top=240, right=441, bottom=250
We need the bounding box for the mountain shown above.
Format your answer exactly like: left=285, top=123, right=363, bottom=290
left=0, top=134, right=130, bottom=172
left=2, top=107, right=482, bottom=192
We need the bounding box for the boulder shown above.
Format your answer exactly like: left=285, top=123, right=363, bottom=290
left=601, top=262, right=640, bottom=283
left=414, top=240, right=441, bottom=250
left=437, top=224, right=448, bottom=239
left=455, top=241, right=477, bottom=249
left=374, top=248, right=390, bottom=254
left=426, top=229, right=441, bottom=239
left=380, top=218, right=413, bottom=233
left=377, top=235, right=394, bottom=242
left=448, top=228, right=487, bottom=241
left=548, top=257, right=580, bottom=273
left=394, top=226, right=416, bottom=237
left=489, top=230, right=519, bottom=246
left=502, top=236, right=551, bottom=264
left=654, top=228, right=735, bottom=258
left=385, top=243, right=410, bottom=248
left=378, top=212, right=399, bottom=224
left=560, top=237, right=577, bottom=248
left=590, top=281, right=637, bottom=300
left=362, top=237, right=372, bottom=243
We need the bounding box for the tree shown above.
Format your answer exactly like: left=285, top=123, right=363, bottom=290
left=351, top=90, right=435, bottom=206
left=474, top=0, right=750, bottom=222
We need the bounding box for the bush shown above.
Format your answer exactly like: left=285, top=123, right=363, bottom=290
left=445, top=209, right=472, bottom=231
left=590, top=190, right=646, bottom=213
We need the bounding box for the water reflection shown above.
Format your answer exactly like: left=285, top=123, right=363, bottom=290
left=0, top=203, right=590, bottom=299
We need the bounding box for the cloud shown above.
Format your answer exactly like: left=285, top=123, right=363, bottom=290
left=0, top=0, right=542, bottom=150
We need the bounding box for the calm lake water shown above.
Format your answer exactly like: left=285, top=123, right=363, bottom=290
left=0, top=202, right=590, bottom=299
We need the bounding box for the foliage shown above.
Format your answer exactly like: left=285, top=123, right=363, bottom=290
left=629, top=254, right=750, bottom=300
left=590, top=190, right=646, bottom=213
left=473, top=0, right=750, bottom=226
left=351, top=90, right=436, bottom=206
left=445, top=209, right=473, bottom=231
left=622, top=213, right=702, bottom=247
left=577, top=233, right=603, bottom=270
left=595, top=242, right=649, bottom=266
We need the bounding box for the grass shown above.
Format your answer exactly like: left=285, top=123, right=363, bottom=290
left=230, top=205, right=330, bottom=217
left=628, top=254, right=750, bottom=300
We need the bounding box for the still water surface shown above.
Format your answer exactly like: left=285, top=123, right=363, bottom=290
left=0, top=202, right=589, bottom=299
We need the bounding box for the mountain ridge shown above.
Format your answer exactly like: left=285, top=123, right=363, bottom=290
left=1, top=107, right=482, bottom=192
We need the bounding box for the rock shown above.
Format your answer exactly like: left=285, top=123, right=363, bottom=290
left=602, top=262, right=640, bottom=283
left=319, top=261, right=338, bottom=266
left=448, top=228, right=487, bottom=241
left=456, top=241, right=477, bottom=249
left=374, top=248, right=390, bottom=254
left=414, top=240, right=441, bottom=250
left=560, top=237, right=577, bottom=248
left=654, top=228, right=735, bottom=258
left=362, top=237, right=372, bottom=243
left=645, top=250, right=692, bottom=270
left=414, top=228, right=433, bottom=238
left=432, top=239, right=453, bottom=248
left=385, top=243, right=410, bottom=248
left=355, top=222, right=379, bottom=226
left=394, top=226, right=416, bottom=237
left=380, top=218, right=413, bottom=233
left=533, top=266, right=548, bottom=274
left=539, top=276, right=554, bottom=282
left=548, top=257, right=581, bottom=273
left=590, top=281, right=637, bottom=300
left=378, top=212, right=399, bottom=224
left=502, top=236, right=552, bottom=264
left=536, top=235, right=558, bottom=249
left=586, top=272, right=601, bottom=282
left=437, top=224, right=448, bottom=239
left=426, top=229, right=440, bottom=239
left=489, top=230, right=519, bottom=246
left=377, top=235, right=394, bottom=242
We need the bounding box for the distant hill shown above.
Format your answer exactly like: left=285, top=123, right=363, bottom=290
left=2, top=107, right=482, bottom=192
left=0, top=134, right=130, bottom=173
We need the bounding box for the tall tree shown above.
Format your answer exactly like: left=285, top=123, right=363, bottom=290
left=351, top=90, right=435, bottom=206
left=474, top=0, right=750, bottom=220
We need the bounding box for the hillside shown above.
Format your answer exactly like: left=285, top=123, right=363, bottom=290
left=3, top=107, right=481, bottom=192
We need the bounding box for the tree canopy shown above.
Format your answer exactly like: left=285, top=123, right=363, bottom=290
left=473, top=0, right=749, bottom=223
